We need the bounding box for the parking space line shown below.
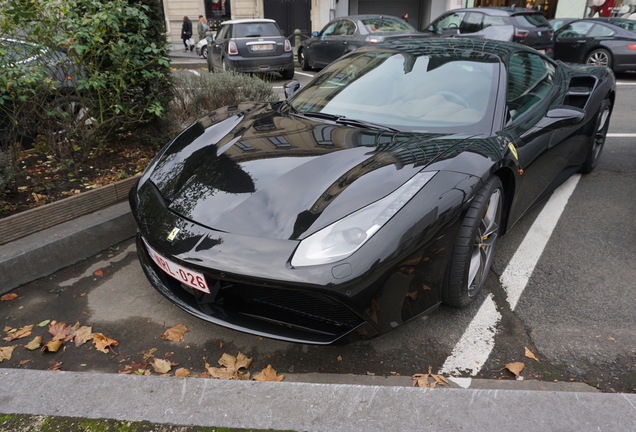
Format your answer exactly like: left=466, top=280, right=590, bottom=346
left=439, top=294, right=501, bottom=377
left=294, top=71, right=315, bottom=78
left=608, top=133, right=636, bottom=137
left=500, top=174, right=581, bottom=311
left=440, top=174, right=581, bottom=376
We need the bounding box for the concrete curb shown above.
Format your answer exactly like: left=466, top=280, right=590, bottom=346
left=1, top=369, right=634, bottom=431
left=0, top=201, right=135, bottom=294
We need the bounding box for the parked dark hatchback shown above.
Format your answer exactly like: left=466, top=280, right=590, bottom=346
left=424, top=7, right=554, bottom=55
left=207, top=19, right=295, bottom=79
left=297, top=15, right=420, bottom=70
left=553, top=18, right=636, bottom=72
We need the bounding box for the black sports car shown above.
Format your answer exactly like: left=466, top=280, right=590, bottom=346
left=130, top=38, right=615, bottom=345
left=553, top=18, right=636, bottom=72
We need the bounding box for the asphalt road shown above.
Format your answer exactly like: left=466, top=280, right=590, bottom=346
left=1, top=68, right=634, bottom=393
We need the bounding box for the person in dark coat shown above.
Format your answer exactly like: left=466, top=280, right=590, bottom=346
left=181, top=16, right=193, bottom=52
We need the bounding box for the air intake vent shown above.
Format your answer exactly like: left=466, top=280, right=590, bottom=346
left=564, top=76, right=596, bottom=109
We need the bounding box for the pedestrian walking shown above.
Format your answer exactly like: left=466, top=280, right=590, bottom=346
left=181, top=16, right=193, bottom=52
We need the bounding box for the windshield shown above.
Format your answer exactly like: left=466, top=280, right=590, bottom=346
left=361, top=17, right=416, bottom=33
left=290, top=48, right=500, bottom=133
left=512, top=13, right=550, bottom=28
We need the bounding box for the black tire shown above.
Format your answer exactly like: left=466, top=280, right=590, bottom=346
left=443, top=176, right=504, bottom=308
left=586, top=48, right=612, bottom=70
left=201, top=45, right=208, bottom=59
left=581, top=96, right=611, bottom=174
left=280, top=68, right=295, bottom=80
left=298, top=48, right=311, bottom=71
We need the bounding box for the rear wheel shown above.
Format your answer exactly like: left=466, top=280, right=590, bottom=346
left=222, top=58, right=232, bottom=73
left=443, top=176, right=504, bottom=307
left=201, top=45, right=208, bottom=59
left=581, top=97, right=611, bottom=174
left=298, top=48, right=311, bottom=71
left=280, top=68, right=295, bottom=80
left=586, top=49, right=612, bottom=70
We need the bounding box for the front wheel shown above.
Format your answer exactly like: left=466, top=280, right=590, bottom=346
left=443, top=176, right=504, bottom=307
left=586, top=49, right=612, bottom=70
left=298, top=48, right=311, bottom=71
left=201, top=45, right=208, bottom=59
left=581, top=97, right=611, bottom=174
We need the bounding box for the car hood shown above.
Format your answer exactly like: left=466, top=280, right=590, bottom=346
left=146, top=103, right=476, bottom=240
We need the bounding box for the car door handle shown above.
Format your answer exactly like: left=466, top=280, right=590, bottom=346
left=576, top=40, right=586, bottom=43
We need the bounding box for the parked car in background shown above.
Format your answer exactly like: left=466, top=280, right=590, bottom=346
left=423, top=7, right=554, bottom=56
left=297, top=15, right=420, bottom=70
left=131, top=38, right=614, bottom=345
left=553, top=18, right=636, bottom=71
left=206, top=18, right=294, bottom=79
left=195, top=37, right=209, bottom=58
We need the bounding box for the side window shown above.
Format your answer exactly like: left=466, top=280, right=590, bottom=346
left=217, top=25, right=230, bottom=40
left=430, top=12, right=465, bottom=31
left=321, top=21, right=340, bottom=36
left=461, top=13, right=483, bottom=34
left=483, top=15, right=507, bottom=28
left=588, top=24, right=615, bottom=37
left=507, top=52, right=555, bottom=122
left=557, top=21, right=594, bottom=38
left=337, top=20, right=356, bottom=36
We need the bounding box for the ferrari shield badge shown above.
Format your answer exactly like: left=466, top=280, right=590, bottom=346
left=508, top=142, right=518, bottom=160
left=167, top=227, right=180, bottom=241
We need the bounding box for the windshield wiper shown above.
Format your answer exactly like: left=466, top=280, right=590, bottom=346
left=297, top=112, right=400, bottom=132
left=335, top=117, right=400, bottom=132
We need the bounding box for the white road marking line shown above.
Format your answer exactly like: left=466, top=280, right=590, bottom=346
left=188, top=70, right=200, bottom=76
left=294, top=71, right=315, bottom=78
left=616, top=82, right=636, bottom=85
left=440, top=174, right=581, bottom=376
left=500, top=174, right=581, bottom=311
left=608, top=133, right=636, bottom=137
left=439, top=294, right=501, bottom=376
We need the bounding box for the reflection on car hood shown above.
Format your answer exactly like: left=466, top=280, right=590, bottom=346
left=147, top=103, right=476, bottom=240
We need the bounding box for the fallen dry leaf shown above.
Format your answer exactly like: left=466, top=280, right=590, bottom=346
left=140, top=348, right=157, bottom=360
left=49, top=321, right=74, bottom=342
left=505, top=362, right=525, bottom=377
left=19, top=359, right=31, bottom=366
left=175, top=368, right=191, bottom=377
left=161, top=324, right=189, bottom=342
left=72, top=326, right=93, bottom=347
left=42, top=339, right=64, bottom=353
left=207, top=352, right=253, bottom=380
left=93, top=269, right=103, bottom=277
left=253, top=365, right=285, bottom=382
left=524, top=347, right=538, bottom=361
left=24, top=336, right=43, bottom=351
left=47, top=360, right=63, bottom=371
left=92, top=333, right=119, bottom=353
left=1, top=293, right=18, bottom=301
left=118, top=360, right=150, bottom=375
left=37, top=320, right=51, bottom=327
left=3, top=325, right=34, bottom=342
left=0, top=346, right=16, bottom=362
left=152, top=358, right=172, bottom=374
left=412, top=366, right=449, bottom=388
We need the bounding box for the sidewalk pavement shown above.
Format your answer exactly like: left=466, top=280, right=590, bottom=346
left=1, top=49, right=635, bottom=431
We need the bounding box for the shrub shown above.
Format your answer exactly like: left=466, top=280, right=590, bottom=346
left=169, top=71, right=278, bottom=127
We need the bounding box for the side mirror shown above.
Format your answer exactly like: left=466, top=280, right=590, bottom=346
left=284, top=80, right=301, bottom=99
left=312, top=31, right=319, bottom=37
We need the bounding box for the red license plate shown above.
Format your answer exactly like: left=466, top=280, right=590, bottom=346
left=143, top=238, right=210, bottom=294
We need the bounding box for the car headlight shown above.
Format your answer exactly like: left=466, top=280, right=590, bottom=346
left=291, top=171, right=437, bottom=267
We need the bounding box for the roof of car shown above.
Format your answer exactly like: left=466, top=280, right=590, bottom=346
left=220, top=18, right=276, bottom=25
left=333, top=14, right=403, bottom=20
left=447, top=7, right=544, bottom=16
